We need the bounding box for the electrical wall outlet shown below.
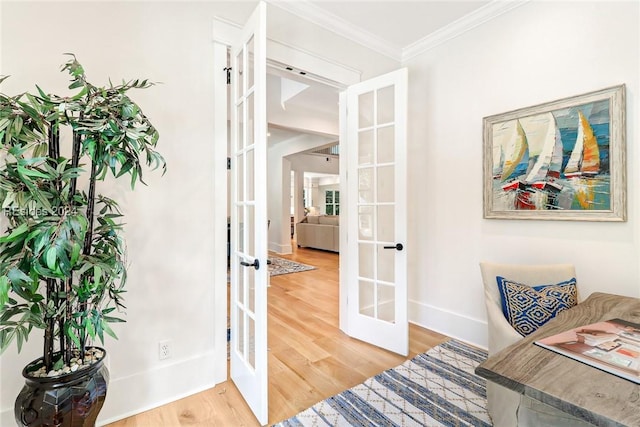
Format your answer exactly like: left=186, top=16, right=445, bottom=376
left=159, top=340, right=171, bottom=360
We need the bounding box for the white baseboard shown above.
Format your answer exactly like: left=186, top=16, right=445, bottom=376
left=409, top=299, right=488, bottom=350
left=96, top=351, right=218, bottom=426
left=269, top=241, right=292, bottom=254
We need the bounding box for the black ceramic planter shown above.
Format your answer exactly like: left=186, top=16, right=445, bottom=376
left=15, top=347, right=109, bottom=427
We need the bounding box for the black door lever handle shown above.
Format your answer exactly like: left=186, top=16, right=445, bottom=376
left=383, top=243, right=404, bottom=251
left=240, top=259, right=260, bottom=270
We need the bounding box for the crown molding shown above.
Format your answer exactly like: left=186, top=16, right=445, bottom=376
left=268, top=0, right=529, bottom=65
left=267, top=0, right=403, bottom=62
left=402, top=0, right=529, bottom=62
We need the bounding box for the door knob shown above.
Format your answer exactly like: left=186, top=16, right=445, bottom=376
left=383, top=243, right=404, bottom=251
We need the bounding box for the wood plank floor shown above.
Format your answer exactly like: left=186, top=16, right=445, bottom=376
left=106, top=245, right=448, bottom=427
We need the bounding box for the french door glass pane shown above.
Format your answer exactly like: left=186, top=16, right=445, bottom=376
left=358, top=91, right=374, bottom=128
left=237, top=205, right=244, bottom=252
left=248, top=267, right=255, bottom=313
left=377, top=205, right=394, bottom=242
left=358, top=168, right=373, bottom=203
left=247, top=36, right=255, bottom=89
left=237, top=309, right=245, bottom=355
left=377, top=244, right=395, bottom=283
left=246, top=149, right=254, bottom=200
left=248, top=317, right=255, bottom=369
left=358, top=129, right=374, bottom=165
left=237, top=102, right=244, bottom=150
left=236, top=50, right=244, bottom=96
left=358, top=242, right=374, bottom=280
left=377, top=284, right=395, bottom=323
left=247, top=205, right=255, bottom=255
left=238, top=258, right=245, bottom=305
left=377, top=85, right=394, bottom=124
left=358, top=280, right=374, bottom=316
left=377, top=126, right=395, bottom=163
left=237, top=152, right=244, bottom=202
left=377, top=165, right=394, bottom=203
left=247, top=94, right=255, bottom=146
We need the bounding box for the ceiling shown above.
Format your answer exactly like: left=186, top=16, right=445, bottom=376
left=271, top=0, right=494, bottom=60
left=306, top=1, right=490, bottom=50
left=264, top=0, right=495, bottom=144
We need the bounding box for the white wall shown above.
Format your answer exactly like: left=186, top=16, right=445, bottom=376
left=404, top=1, right=640, bottom=348
left=0, top=1, right=257, bottom=425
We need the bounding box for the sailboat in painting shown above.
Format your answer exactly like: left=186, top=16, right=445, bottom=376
left=500, top=119, right=530, bottom=191
left=495, top=113, right=567, bottom=210
left=499, top=114, right=563, bottom=191
left=564, top=110, right=600, bottom=178
left=527, top=112, right=564, bottom=192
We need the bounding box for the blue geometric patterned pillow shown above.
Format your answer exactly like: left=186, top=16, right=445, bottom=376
left=496, top=276, right=578, bottom=336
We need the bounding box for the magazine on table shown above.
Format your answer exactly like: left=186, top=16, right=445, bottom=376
left=534, top=318, right=640, bottom=385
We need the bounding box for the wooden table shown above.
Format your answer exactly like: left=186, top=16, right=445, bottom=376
left=475, top=292, right=640, bottom=427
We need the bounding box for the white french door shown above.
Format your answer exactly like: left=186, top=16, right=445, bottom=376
left=342, top=68, right=408, bottom=356
left=229, top=2, right=268, bottom=424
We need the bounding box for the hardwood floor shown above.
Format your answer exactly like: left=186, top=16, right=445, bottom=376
left=106, top=245, right=448, bottom=427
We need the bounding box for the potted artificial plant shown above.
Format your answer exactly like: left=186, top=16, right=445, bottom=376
left=0, top=55, right=165, bottom=426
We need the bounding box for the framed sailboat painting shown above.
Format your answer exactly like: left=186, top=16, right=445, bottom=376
left=483, top=85, right=626, bottom=221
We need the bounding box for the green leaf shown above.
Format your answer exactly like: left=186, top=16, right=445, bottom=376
left=33, top=231, right=50, bottom=256
left=69, top=80, right=84, bottom=90
left=64, top=323, right=81, bottom=349
left=17, top=165, right=51, bottom=179
left=0, top=276, right=9, bottom=306
left=0, top=223, right=28, bottom=243
left=35, top=85, right=49, bottom=100
left=70, top=242, right=81, bottom=266
left=0, top=329, right=10, bottom=354
left=45, top=247, right=57, bottom=270
left=93, top=266, right=102, bottom=287
left=13, top=115, right=23, bottom=136
left=0, top=118, right=11, bottom=132
left=16, top=328, right=24, bottom=353
left=102, top=320, right=118, bottom=340
left=84, top=317, right=95, bottom=339
left=7, top=268, right=31, bottom=286
left=2, top=191, right=15, bottom=209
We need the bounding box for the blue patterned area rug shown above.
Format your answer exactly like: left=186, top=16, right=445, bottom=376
left=269, top=256, right=316, bottom=276
left=272, top=339, right=491, bottom=427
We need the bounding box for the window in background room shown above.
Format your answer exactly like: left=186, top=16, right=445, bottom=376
left=325, top=190, right=340, bottom=215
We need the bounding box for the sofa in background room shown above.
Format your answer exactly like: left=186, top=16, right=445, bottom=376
left=296, top=215, right=339, bottom=252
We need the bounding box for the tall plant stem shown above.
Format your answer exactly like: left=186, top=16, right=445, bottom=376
left=70, top=119, right=82, bottom=195
left=44, top=123, right=60, bottom=371
left=79, top=160, right=97, bottom=358
left=60, top=127, right=84, bottom=364
left=83, top=162, right=96, bottom=257
left=43, top=279, right=55, bottom=371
